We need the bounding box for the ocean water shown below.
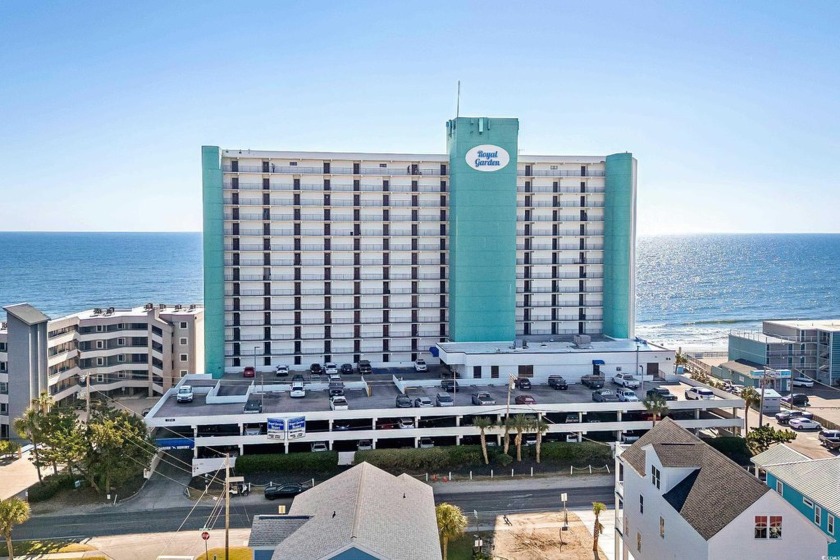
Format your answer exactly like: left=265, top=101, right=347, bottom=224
left=1, top=232, right=838, bottom=351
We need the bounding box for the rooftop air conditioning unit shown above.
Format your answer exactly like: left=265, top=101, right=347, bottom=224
left=106, top=307, right=115, bottom=314
left=93, top=308, right=102, bottom=315
left=144, top=303, right=153, bottom=311
left=175, top=304, right=182, bottom=310
left=1, top=322, right=6, bottom=329
left=188, top=304, right=196, bottom=310
left=573, top=334, right=592, bottom=349
left=159, top=304, right=166, bottom=310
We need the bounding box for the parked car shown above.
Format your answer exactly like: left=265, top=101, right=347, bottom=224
left=141, top=407, right=152, bottom=417
left=414, top=358, right=428, bottom=372
left=646, top=387, right=677, bottom=401
left=399, top=418, right=415, bottom=429
left=357, top=439, right=373, bottom=451
left=685, top=387, right=715, bottom=400
left=357, top=360, right=372, bottom=374
left=333, top=421, right=351, bottom=431
left=435, top=392, right=454, bottom=407
left=290, top=381, right=306, bottom=398
left=618, top=388, right=640, bottom=402
left=325, top=363, right=339, bottom=375
left=524, top=434, right=537, bottom=446
left=613, top=373, right=641, bottom=389
left=329, top=396, right=349, bottom=411
left=275, top=365, right=289, bottom=377
left=548, top=376, right=568, bottom=390
left=396, top=395, right=413, bottom=408
left=419, top=437, right=434, bottom=449
left=592, top=389, right=619, bottom=402
left=789, top=417, right=821, bottom=431
left=292, top=374, right=305, bottom=384
left=818, top=429, right=840, bottom=449
left=471, top=392, right=496, bottom=406
left=792, top=376, right=815, bottom=388
left=244, top=400, right=262, bottom=413
left=311, top=442, right=328, bottom=452
left=176, top=385, right=194, bottom=403
left=328, top=382, right=345, bottom=397
left=515, top=378, right=532, bottom=390
left=782, top=393, right=810, bottom=407
left=310, top=363, right=323, bottom=375
left=581, top=374, right=605, bottom=389
left=515, top=395, right=537, bottom=405
left=441, top=379, right=460, bottom=392
left=264, top=484, right=304, bottom=500
left=775, top=410, right=814, bottom=425
left=621, top=432, right=641, bottom=443
left=243, top=366, right=256, bottom=378
left=340, top=363, right=354, bottom=375
left=414, top=396, right=434, bottom=408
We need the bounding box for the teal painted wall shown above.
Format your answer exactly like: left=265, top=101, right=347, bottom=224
left=602, top=153, right=636, bottom=339
left=446, top=117, right=518, bottom=342
left=328, top=548, right=380, bottom=560
left=202, top=146, right=225, bottom=378
left=728, top=334, right=768, bottom=364
left=766, top=472, right=837, bottom=556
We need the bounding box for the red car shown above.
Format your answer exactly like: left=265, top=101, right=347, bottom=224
left=243, top=366, right=256, bottom=378
left=515, top=395, right=536, bottom=405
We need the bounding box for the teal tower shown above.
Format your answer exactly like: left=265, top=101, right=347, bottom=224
left=602, top=152, right=637, bottom=339
left=446, top=117, right=519, bottom=342
left=202, top=146, right=225, bottom=378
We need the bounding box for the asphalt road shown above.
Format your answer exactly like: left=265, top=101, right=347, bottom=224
left=14, top=486, right=614, bottom=540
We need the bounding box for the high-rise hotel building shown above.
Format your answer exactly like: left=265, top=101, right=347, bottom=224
left=202, top=117, right=635, bottom=377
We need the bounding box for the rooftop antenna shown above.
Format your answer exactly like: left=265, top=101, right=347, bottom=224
left=456, top=80, right=461, bottom=117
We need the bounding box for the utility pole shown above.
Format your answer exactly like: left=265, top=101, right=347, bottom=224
left=758, top=369, right=769, bottom=428
left=225, top=453, right=230, bottom=560
left=85, top=371, right=92, bottom=423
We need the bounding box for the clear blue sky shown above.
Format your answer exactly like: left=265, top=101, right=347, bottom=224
left=2, top=1, right=839, bottom=234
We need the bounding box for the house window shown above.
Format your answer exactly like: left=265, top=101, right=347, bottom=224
left=769, top=516, right=782, bottom=539
left=179, top=322, right=188, bottom=329
left=179, top=337, right=188, bottom=345
left=640, top=495, right=644, bottom=514
left=776, top=480, right=783, bottom=494
left=816, top=505, right=822, bottom=526
left=803, top=498, right=814, bottom=508
left=651, top=466, right=661, bottom=489
left=659, top=516, right=665, bottom=538
left=828, top=514, right=835, bottom=535
left=180, top=354, right=188, bottom=362
left=754, top=516, right=768, bottom=539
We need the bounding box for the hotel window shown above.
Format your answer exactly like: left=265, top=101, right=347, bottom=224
left=776, top=480, right=783, bottom=494
left=640, top=495, right=644, bottom=514
left=0, top=382, right=7, bottom=394
left=289, top=161, right=297, bottom=166
left=117, top=354, right=125, bottom=363
left=651, top=466, right=661, bottom=489
left=0, top=362, right=6, bottom=372
left=379, top=163, right=387, bottom=168
left=816, top=505, right=822, bottom=526
left=117, top=338, right=125, bottom=346
left=180, top=322, right=188, bottom=329
left=180, top=370, right=188, bottom=377
left=0, top=403, right=7, bottom=414
left=659, top=516, right=665, bottom=538
left=829, top=514, right=835, bottom=535
left=180, top=354, right=188, bottom=362
left=96, top=340, right=104, bottom=349
left=179, top=337, right=188, bottom=345
left=96, top=325, right=104, bottom=332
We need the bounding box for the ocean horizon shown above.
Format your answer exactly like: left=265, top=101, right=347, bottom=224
left=2, top=232, right=839, bottom=352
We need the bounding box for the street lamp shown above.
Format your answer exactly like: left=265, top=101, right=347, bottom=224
left=253, top=346, right=259, bottom=370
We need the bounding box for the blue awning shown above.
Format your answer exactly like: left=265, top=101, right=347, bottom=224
left=429, top=346, right=440, bottom=357
left=592, top=360, right=605, bottom=365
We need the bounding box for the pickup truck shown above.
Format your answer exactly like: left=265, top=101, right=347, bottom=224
left=818, top=429, right=840, bottom=449
left=613, top=373, right=641, bottom=389
left=581, top=374, right=605, bottom=389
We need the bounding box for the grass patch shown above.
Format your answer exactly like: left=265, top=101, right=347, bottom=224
left=196, top=546, right=251, bottom=560
left=0, top=540, right=96, bottom=557
left=448, top=533, right=480, bottom=560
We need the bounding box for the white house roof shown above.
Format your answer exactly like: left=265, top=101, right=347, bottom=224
left=760, top=455, right=840, bottom=515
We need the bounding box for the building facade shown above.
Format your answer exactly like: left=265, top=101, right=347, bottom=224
left=0, top=303, right=203, bottom=439
left=202, top=117, right=636, bottom=377
left=615, top=419, right=829, bottom=560
left=729, top=319, right=840, bottom=385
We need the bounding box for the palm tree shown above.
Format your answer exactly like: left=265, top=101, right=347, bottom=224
left=592, top=501, right=606, bottom=553
left=510, top=415, right=531, bottom=462
left=500, top=417, right=512, bottom=456
left=435, top=502, right=467, bottom=560
left=473, top=416, right=493, bottom=465
left=0, top=497, right=31, bottom=560
left=741, top=387, right=761, bottom=434
left=532, top=416, right=550, bottom=464
left=13, top=408, right=43, bottom=484
left=642, top=393, right=669, bottom=426
left=34, top=391, right=53, bottom=414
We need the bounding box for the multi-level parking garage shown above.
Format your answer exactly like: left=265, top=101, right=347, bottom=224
left=145, top=365, right=744, bottom=475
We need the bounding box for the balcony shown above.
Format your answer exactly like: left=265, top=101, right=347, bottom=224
left=517, top=169, right=605, bottom=177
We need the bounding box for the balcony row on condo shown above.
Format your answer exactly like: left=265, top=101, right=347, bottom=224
left=222, top=163, right=606, bottom=178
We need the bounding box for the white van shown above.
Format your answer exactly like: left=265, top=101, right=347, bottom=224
left=685, top=387, right=714, bottom=400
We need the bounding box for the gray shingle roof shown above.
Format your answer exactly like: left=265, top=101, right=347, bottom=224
left=266, top=462, right=442, bottom=560
left=751, top=443, right=810, bottom=469
left=248, top=516, right=311, bottom=547
left=4, top=303, right=50, bottom=325
left=621, top=418, right=770, bottom=541
left=761, top=456, right=840, bottom=515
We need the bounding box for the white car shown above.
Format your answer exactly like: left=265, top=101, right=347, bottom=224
left=789, top=417, right=821, bottom=431
left=685, top=387, right=714, bottom=400
left=613, top=373, right=641, bottom=389
left=414, top=358, right=428, bottom=372
left=329, top=395, right=349, bottom=411
left=176, top=385, right=194, bottom=403
left=419, top=437, right=434, bottom=448
left=290, top=381, right=306, bottom=398
left=399, top=418, right=415, bottom=429
left=414, top=396, right=434, bottom=408
left=792, top=376, right=815, bottom=388
left=324, top=363, right=339, bottom=375
left=275, top=365, right=289, bottom=377
left=311, top=442, right=328, bottom=452
left=617, top=388, right=639, bottom=402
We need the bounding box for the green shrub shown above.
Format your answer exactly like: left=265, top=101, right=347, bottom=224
left=234, top=452, right=338, bottom=474
left=495, top=453, right=513, bottom=467
left=538, top=442, right=612, bottom=465
left=27, top=473, right=76, bottom=503
left=355, top=445, right=486, bottom=474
